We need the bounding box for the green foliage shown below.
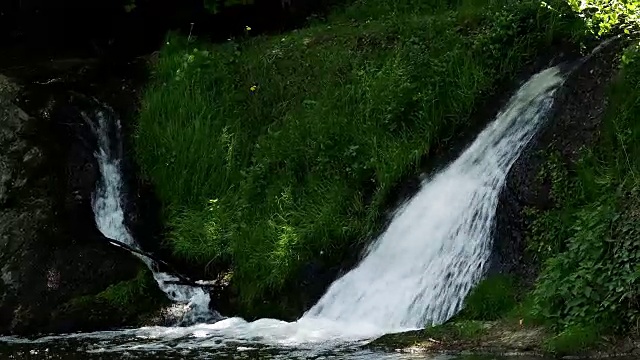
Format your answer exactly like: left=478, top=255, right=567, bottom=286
left=58, top=268, right=168, bottom=325
left=204, top=0, right=254, bottom=14
left=135, top=0, right=580, bottom=311
left=459, top=275, right=519, bottom=321
left=529, top=43, right=640, bottom=333
left=526, top=151, right=578, bottom=261
left=423, top=320, right=486, bottom=340
left=564, top=0, right=640, bottom=35
left=505, top=294, right=547, bottom=325
left=544, top=324, right=602, bottom=354
left=97, top=268, right=159, bottom=308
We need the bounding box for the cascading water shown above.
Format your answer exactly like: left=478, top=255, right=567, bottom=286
left=0, top=64, right=569, bottom=358
left=86, top=64, right=566, bottom=344
left=88, top=104, right=219, bottom=325
left=302, top=65, right=566, bottom=331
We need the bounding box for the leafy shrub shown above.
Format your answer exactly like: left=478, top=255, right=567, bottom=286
left=565, top=0, right=640, bottom=35
left=530, top=44, right=640, bottom=333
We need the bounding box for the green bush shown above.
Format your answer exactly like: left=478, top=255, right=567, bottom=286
left=135, top=0, right=581, bottom=312
left=565, top=0, right=640, bottom=35
left=97, top=268, right=159, bottom=308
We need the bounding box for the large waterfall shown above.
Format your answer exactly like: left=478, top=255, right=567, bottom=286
left=302, top=65, right=566, bottom=330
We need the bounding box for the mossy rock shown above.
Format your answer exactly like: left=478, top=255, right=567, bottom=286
left=457, top=275, right=519, bottom=321
left=49, top=267, right=169, bottom=332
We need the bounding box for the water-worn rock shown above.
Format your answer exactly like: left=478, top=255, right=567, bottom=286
left=0, top=74, right=154, bottom=335
left=493, top=38, right=626, bottom=285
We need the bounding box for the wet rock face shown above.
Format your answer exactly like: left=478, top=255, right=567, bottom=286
left=0, top=74, right=145, bottom=335
left=492, top=39, right=625, bottom=285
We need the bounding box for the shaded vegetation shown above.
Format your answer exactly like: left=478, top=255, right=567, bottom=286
left=135, top=0, right=583, bottom=314
left=528, top=43, right=640, bottom=335
left=458, top=275, right=519, bottom=321
left=51, top=267, right=169, bottom=330
left=96, top=267, right=163, bottom=308
left=544, top=324, right=603, bottom=355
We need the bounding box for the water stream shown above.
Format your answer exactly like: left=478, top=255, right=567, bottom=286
left=89, top=104, right=219, bottom=325
left=0, top=64, right=566, bottom=358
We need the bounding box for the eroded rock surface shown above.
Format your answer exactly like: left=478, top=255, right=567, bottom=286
left=0, top=74, right=155, bottom=335
left=493, top=38, right=626, bottom=285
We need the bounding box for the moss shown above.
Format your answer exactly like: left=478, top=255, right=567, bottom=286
left=428, top=320, right=487, bottom=340
left=544, top=324, right=603, bottom=355
left=96, top=267, right=161, bottom=308
left=54, top=267, right=169, bottom=329
left=458, top=275, right=519, bottom=321
left=369, top=318, right=555, bottom=356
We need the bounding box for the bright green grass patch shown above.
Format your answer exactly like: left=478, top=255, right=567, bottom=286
left=418, top=320, right=488, bottom=342
left=135, top=0, right=582, bottom=310
left=544, top=324, right=603, bottom=355
left=529, top=43, right=640, bottom=333
left=459, top=275, right=519, bottom=320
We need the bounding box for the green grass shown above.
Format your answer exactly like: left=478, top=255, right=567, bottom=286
left=528, top=43, right=640, bottom=334
left=544, top=324, right=603, bottom=355
left=57, top=267, right=168, bottom=325
left=458, top=275, right=519, bottom=321
left=135, top=0, right=583, bottom=312
left=97, top=267, right=160, bottom=307
left=429, top=320, right=486, bottom=339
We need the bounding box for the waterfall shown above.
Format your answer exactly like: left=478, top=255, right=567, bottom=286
left=90, top=64, right=566, bottom=335
left=89, top=104, right=218, bottom=325
left=0, top=64, right=571, bottom=357
left=302, top=65, right=566, bottom=331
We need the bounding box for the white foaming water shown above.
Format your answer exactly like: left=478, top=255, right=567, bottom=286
left=0, top=66, right=567, bottom=357
left=304, top=65, right=566, bottom=330
left=89, top=106, right=216, bottom=324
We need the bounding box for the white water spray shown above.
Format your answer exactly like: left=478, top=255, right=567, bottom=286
left=303, top=65, right=566, bottom=331
left=89, top=106, right=216, bottom=324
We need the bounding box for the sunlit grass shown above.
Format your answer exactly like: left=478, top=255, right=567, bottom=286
left=135, top=0, right=582, bottom=312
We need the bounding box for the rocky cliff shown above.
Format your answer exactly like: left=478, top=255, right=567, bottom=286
left=0, top=69, right=164, bottom=335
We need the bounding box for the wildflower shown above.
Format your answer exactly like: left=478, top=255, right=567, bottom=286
left=250, top=85, right=258, bottom=92
left=245, top=26, right=252, bottom=31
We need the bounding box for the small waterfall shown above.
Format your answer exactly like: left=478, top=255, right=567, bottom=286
left=89, top=104, right=218, bottom=325
left=302, top=65, right=566, bottom=331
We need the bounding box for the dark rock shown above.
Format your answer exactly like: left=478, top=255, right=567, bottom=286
left=0, top=73, right=158, bottom=335
left=492, top=38, right=626, bottom=286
